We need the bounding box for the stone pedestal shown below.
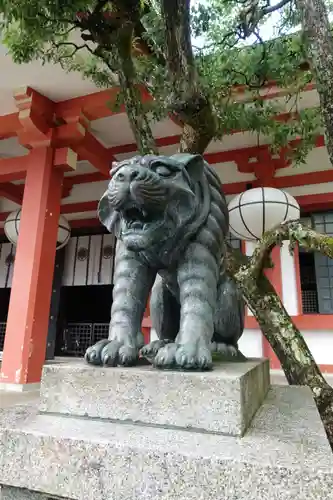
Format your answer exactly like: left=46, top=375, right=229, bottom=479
left=39, top=358, right=270, bottom=436
left=0, top=359, right=332, bottom=500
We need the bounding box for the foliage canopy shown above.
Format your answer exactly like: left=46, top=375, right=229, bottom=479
left=0, top=0, right=325, bottom=163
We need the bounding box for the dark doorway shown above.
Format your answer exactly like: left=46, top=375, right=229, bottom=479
left=55, top=285, right=113, bottom=357
left=0, top=288, right=10, bottom=350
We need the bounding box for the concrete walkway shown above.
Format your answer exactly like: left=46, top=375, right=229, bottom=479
left=0, top=390, right=39, bottom=409
left=270, top=370, right=333, bottom=387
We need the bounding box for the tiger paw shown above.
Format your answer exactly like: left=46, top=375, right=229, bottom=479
left=175, top=343, right=212, bottom=370
left=140, top=339, right=172, bottom=363
left=152, top=342, right=212, bottom=371
left=85, top=340, right=139, bottom=367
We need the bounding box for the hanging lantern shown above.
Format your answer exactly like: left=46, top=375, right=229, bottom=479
left=228, top=187, right=300, bottom=241
left=4, top=209, right=71, bottom=250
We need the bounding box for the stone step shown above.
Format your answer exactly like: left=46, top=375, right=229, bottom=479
left=0, top=386, right=332, bottom=500
left=39, top=359, right=270, bottom=437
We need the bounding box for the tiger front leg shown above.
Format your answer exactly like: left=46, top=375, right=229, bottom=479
left=154, top=243, right=219, bottom=370
left=85, top=241, right=155, bottom=367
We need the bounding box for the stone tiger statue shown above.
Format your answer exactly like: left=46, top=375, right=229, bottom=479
left=85, top=153, right=245, bottom=370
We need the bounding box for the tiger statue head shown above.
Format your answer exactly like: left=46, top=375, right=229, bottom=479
left=98, top=153, right=229, bottom=267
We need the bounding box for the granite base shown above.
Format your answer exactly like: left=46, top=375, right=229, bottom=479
left=0, top=376, right=332, bottom=499
left=39, top=359, right=270, bottom=436
left=0, top=486, right=55, bottom=500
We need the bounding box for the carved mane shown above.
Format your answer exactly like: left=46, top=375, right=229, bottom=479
left=154, top=160, right=229, bottom=266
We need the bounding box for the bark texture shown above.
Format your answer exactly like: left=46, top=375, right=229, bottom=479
left=78, top=1, right=158, bottom=155
left=295, top=0, right=333, bottom=165
left=160, top=0, right=216, bottom=153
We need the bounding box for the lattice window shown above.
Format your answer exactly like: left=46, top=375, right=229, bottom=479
left=312, top=212, right=333, bottom=314
left=298, top=212, right=333, bottom=314
left=302, top=290, right=319, bottom=315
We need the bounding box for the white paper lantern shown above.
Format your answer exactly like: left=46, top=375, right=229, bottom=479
left=4, top=209, right=71, bottom=250
left=228, top=187, right=300, bottom=241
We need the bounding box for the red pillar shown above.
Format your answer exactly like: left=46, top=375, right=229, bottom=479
left=0, top=147, right=63, bottom=387
left=142, top=295, right=151, bottom=344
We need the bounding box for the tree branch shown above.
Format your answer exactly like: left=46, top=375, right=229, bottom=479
left=50, top=41, right=91, bottom=61
left=161, top=0, right=195, bottom=86
left=249, top=219, right=333, bottom=280
left=160, top=0, right=215, bottom=153
left=262, top=0, right=292, bottom=15
left=225, top=242, right=333, bottom=447
left=225, top=0, right=292, bottom=43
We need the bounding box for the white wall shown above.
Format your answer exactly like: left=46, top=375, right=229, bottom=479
left=281, top=241, right=299, bottom=315
left=302, top=331, right=333, bottom=365
left=239, top=329, right=263, bottom=358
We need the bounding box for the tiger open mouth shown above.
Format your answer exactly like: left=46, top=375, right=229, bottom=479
left=121, top=204, right=159, bottom=231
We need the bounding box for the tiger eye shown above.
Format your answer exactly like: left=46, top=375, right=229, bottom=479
left=155, top=165, right=172, bottom=177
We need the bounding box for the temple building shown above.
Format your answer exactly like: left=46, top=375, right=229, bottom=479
left=0, top=44, right=332, bottom=391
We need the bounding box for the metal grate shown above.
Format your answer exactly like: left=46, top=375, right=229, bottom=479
left=301, top=290, right=319, bottom=314
left=64, top=323, right=93, bottom=357
left=62, top=322, right=110, bottom=357
left=0, top=322, right=110, bottom=358
left=0, top=322, right=6, bottom=351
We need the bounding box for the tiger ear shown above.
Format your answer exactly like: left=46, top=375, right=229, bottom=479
left=171, top=153, right=204, bottom=182
left=98, top=191, right=121, bottom=237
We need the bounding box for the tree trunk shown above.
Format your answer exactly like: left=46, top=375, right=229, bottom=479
left=226, top=234, right=333, bottom=448
left=295, top=0, right=333, bottom=165
left=160, top=0, right=216, bottom=153
left=114, top=23, right=158, bottom=155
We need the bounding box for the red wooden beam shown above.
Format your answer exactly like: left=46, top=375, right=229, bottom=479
left=0, top=154, right=31, bottom=182
left=0, top=113, right=22, bottom=140
left=54, top=147, right=77, bottom=172
left=60, top=201, right=98, bottom=214
left=63, top=172, right=106, bottom=188
left=0, top=201, right=101, bottom=222
left=0, top=180, right=70, bottom=205
left=0, top=211, right=11, bottom=222
left=69, top=218, right=101, bottom=228
left=52, top=119, right=113, bottom=177
left=297, top=192, right=333, bottom=212
left=274, top=169, right=333, bottom=190
left=0, top=183, right=24, bottom=205
left=14, top=86, right=55, bottom=149
left=62, top=132, right=326, bottom=192
left=0, top=82, right=318, bottom=144
left=52, top=121, right=86, bottom=147
left=74, top=130, right=113, bottom=176
left=55, top=85, right=152, bottom=122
